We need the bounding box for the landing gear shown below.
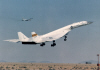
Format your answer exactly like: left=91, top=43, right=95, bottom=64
left=64, top=38, right=67, bottom=41
left=51, top=43, right=56, bottom=47
left=40, top=43, right=45, bottom=47
left=51, top=40, right=56, bottom=47
left=64, top=36, right=67, bottom=41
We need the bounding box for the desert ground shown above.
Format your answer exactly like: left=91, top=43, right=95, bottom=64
left=0, top=63, right=98, bottom=70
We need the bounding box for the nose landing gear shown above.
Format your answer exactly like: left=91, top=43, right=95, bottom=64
left=64, top=36, right=67, bottom=41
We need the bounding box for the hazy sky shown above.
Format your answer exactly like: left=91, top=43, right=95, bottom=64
left=0, top=0, right=100, bottom=63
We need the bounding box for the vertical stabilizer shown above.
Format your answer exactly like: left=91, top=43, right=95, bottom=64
left=18, top=32, right=28, bottom=41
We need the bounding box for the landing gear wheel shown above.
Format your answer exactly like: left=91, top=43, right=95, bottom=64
left=40, top=44, right=43, bottom=47
left=51, top=43, right=56, bottom=47
left=53, top=43, right=56, bottom=46
left=40, top=43, right=45, bottom=47
left=64, top=39, right=67, bottom=41
left=43, top=43, right=45, bottom=45
left=51, top=44, right=54, bottom=47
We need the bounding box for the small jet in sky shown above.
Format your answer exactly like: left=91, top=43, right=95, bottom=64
left=4, top=21, right=93, bottom=47
left=22, top=18, right=33, bottom=21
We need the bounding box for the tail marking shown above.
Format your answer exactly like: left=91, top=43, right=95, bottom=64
left=31, top=32, right=38, bottom=37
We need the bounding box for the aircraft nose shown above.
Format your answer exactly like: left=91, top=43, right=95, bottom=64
left=87, top=21, right=93, bottom=24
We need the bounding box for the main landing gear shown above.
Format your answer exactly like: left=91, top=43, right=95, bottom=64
left=40, top=36, right=67, bottom=47
left=64, top=36, right=67, bottom=41
left=40, top=43, right=45, bottom=47
left=51, top=40, right=56, bottom=47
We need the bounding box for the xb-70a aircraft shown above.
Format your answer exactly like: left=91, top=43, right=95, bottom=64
left=4, top=21, right=93, bottom=47
left=22, top=18, right=33, bottom=21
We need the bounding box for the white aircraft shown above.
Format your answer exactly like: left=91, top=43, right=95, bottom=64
left=4, top=21, right=92, bottom=47
left=22, top=18, right=33, bottom=21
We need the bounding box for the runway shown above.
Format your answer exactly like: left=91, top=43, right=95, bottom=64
left=0, top=62, right=97, bottom=70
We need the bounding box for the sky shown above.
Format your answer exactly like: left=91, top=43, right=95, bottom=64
left=0, top=0, right=100, bottom=63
